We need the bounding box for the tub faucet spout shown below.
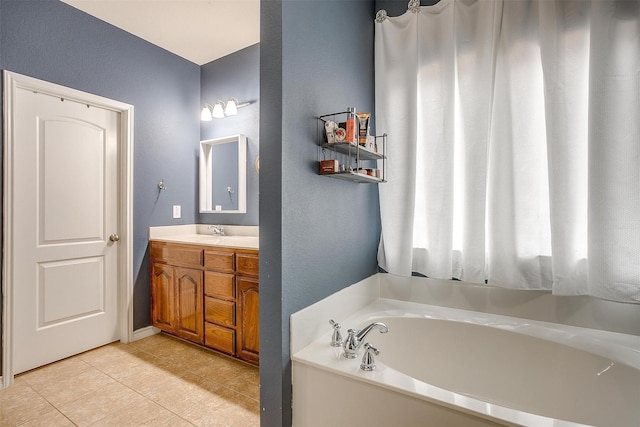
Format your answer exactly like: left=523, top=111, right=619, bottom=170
left=343, top=322, right=388, bottom=359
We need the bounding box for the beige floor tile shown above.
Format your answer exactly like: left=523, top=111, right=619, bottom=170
left=219, top=361, right=259, bottom=395
left=182, top=373, right=229, bottom=395
left=0, top=383, right=58, bottom=426
left=78, top=342, right=141, bottom=366
left=190, top=355, right=249, bottom=384
left=150, top=354, right=203, bottom=378
left=150, top=341, right=210, bottom=365
left=0, top=377, right=30, bottom=404
left=177, top=346, right=221, bottom=368
left=200, top=408, right=260, bottom=427
left=119, top=346, right=163, bottom=366
left=171, top=394, right=227, bottom=426
left=18, top=357, right=93, bottom=389
left=57, top=381, right=146, bottom=427
left=0, top=376, right=27, bottom=390
left=214, top=387, right=260, bottom=415
left=128, top=333, right=185, bottom=355
left=118, top=366, right=175, bottom=397
left=34, top=368, right=116, bottom=407
left=88, top=399, right=194, bottom=427
left=90, top=352, right=158, bottom=381
left=170, top=382, right=260, bottom=426
left=144, top=373, right=223, bottom=415
left=225, top=368, right=260, bottom=401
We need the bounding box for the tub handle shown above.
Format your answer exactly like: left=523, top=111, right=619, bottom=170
left=329, top=319, right=343, bottom=347
left=360, top=343, right=379, bottom=371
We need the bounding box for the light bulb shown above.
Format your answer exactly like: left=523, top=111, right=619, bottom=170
left=200, top=106, right=213, bottom=121
left=212, top=101, right=225, bottom=118
left=224, top=98, right=238, bottom=116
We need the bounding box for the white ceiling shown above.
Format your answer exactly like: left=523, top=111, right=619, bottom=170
left=60, top=0, right=260, bottom=65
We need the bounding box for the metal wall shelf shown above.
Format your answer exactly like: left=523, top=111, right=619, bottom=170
left=317, top=109, right=387, bottom=184
left=321, top=171, right=384, bottom=183
left=320, top=142, right=385, bottom=161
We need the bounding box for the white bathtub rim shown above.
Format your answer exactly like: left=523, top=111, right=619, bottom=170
left=293, top=299, right=640, bottom=427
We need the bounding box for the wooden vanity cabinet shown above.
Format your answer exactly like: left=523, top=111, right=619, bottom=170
left=150, top=241, right=259, bottom=365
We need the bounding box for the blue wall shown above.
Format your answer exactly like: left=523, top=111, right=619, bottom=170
left=200, top=43, right=260, bottom=226
left=260, top=1, right=380, bottom=424
left=0, top=0, right=201, bottom=333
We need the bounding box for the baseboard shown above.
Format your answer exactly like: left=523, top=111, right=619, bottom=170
left=131, top=326, right=160, bottom=342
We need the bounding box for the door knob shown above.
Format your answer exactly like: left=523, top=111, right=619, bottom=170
left=109, top=234, right=120, bottom=242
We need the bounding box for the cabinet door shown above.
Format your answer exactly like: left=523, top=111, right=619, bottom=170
left=174, top=267, right=204, bottom=344
left=151, top=263, right=175, bottom=333
left=237, top=276, right=259, bottom=365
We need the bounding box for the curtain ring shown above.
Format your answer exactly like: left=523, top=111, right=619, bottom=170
left=375, top=9, right=388, bottom=23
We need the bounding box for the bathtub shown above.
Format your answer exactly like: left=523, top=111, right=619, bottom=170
left=292, top=298, right=640, bottom=426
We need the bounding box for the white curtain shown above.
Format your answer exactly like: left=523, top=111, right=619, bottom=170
left=375, top=0, right=640, bottom=303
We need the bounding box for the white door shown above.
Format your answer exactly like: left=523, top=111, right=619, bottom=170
left=10, top=83, right=121, bottom=374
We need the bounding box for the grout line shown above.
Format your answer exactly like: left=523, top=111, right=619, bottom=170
left=22, top=383, right=79, bottom=427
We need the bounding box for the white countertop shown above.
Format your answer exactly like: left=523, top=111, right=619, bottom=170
left=149, top=225, right=259, bottom=250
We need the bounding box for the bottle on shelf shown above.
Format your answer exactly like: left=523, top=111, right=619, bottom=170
left=345, top=107, right=356, bottom=145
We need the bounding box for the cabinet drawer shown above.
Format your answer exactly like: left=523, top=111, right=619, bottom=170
left=205, top=323, right=235, bottom=355
left=205, top=297, right=235, bottom=327
left=204, top=250, right=235, bottom=273
left=151, top=243, right=203, bottom=267
left=204, top=272, right=235, bottom=299
left=237, top=253, right=259, bottom=277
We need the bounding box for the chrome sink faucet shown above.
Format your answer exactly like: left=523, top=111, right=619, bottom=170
left=343, top=322, right=388, bottom=359
left=208, top=224, right=225, bottom=236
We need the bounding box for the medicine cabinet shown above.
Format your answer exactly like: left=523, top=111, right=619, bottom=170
left=199, top=134, right=247, bottom=213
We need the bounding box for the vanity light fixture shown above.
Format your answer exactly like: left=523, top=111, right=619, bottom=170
left=212, top=101, right=225, bottom=118
left=200, top=97, right=251, bottom=121
left=200, top=104, right=214, bottom=121
left=225, top=98, right=239, bottom=116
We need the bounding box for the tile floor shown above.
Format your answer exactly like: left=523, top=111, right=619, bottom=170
left=0, top=333, right=260, bottom=426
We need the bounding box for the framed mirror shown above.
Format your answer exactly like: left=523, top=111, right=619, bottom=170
left=199, top=134, right=247, bottom=213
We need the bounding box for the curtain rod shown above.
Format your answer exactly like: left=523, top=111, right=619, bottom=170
left=376, top=0, right=420, bottom=23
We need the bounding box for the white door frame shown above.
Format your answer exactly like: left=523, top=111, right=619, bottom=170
left=1, top=70, right=134, bottom=388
